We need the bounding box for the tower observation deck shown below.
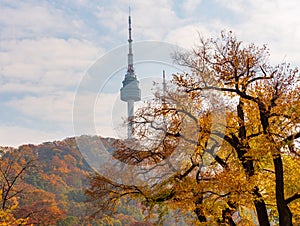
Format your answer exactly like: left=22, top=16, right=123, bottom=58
left=120, top=10, right=141, bottom=139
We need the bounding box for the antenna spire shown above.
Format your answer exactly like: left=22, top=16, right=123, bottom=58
left=128, top=7, right=132, bottom=42
left=127, top=6, right=134, bottom=74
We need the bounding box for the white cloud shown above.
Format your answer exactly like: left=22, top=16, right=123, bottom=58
left=165, top=23, right=221, bottom=49
left=0, top=82, right=54, bottom=94
left=0, top=125, right=67, bottom=147
left=2, top=91, right=120, bottom=147
left=183, top=0, right=202, bottom=13
left=0, top=1, right=70, bottom=39
left=2, top=0, right=300, bottom=148
left=6, top=91, right=75, bottom=123
left=72, top=91, right=121, bottom=138
left=230, top=0, right=300, bottom=65
left=0, top=38, right=100, bottom=89
left=213, top=0, right=248, bottom=13
left=94, top=0, right=180, bottom=41
left=166, top=0, right=300, bottom=66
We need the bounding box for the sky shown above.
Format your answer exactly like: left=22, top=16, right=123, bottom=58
left=1, top=0, right=300, bottom=147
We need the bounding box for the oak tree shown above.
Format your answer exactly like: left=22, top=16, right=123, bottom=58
left=87, top=32, right=300, bottom=225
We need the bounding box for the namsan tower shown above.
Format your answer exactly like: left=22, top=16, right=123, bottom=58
left=120, top=9, right=141, bottom=139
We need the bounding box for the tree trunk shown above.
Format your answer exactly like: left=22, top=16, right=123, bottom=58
left=194, top=197, right=206, bottom=222
left=237, top=100, right=270, bottom=225
left=194, top=207, right=206, bottom=222
left=273, top=156, right=293, bottom=226
left=222, top=207, right=236, bottom=226
left=253, top=187, right=271, bottom=226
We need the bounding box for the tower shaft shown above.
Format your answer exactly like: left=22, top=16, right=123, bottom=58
left=120, top=9, right=141, bottom=139
left=127, top=100, right=134, bottom=139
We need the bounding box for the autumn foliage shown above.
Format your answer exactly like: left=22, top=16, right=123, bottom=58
left=1, top=31, right=300, bottom=225
left=87, top=32, right=300, bottom=225
left=0, top=137, right=154, bottom=225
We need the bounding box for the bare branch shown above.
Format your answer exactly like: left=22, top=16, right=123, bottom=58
left=286, top=193, right=300, bottom=204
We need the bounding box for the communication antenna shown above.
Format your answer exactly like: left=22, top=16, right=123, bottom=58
left=120, top=8, right=141, bottom=139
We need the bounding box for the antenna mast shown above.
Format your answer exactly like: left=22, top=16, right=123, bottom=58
left=120, top=8, right=141, bottom=139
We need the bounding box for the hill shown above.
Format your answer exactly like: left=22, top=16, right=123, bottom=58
left=0, top=136, right=153, bottom=225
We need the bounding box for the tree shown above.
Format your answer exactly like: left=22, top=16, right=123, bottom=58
left=86, top=31, right=300, bottom=225
left=173, top=31, right=300, bottom=225
left=15, top=188, right=65, bottom=225
left=0, top=191, right=28, bottom=226
left=0, top=146, right=36, bottom=224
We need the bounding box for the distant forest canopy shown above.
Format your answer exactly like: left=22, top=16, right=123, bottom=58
left=0, top=136, right=157, bottom=225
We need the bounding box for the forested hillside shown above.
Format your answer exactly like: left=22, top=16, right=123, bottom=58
left=0, top=136, right=153, bottom=225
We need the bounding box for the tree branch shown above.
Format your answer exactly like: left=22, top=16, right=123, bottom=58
left=286, top=193, right=300, bottom=204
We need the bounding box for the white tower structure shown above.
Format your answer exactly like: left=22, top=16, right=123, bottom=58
left=120, top=10, right=141, bottom=139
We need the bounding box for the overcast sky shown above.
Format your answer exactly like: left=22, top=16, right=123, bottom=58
left=1, top=0, right=300, bottom=147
